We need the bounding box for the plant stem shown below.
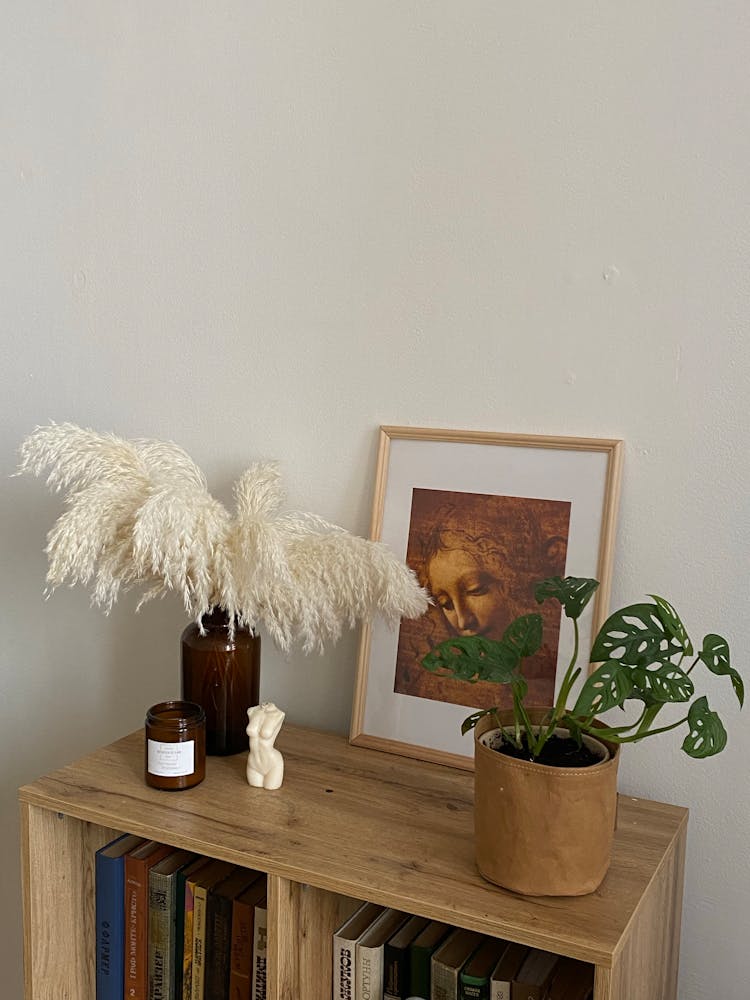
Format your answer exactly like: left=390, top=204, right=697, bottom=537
left=528, top=619, right=584, bottom=757
left=635, top=702, right=662, bottom=736
left=594, top=715, right=688, bottom=744
left=514, top=692, right=537, bottom=752
left=685, top=654, right=702, bottom=676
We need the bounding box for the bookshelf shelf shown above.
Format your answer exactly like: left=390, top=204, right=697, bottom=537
left=19, top=723, right=687, bottom=999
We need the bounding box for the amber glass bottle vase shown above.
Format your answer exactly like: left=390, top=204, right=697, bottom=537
left=181, top=608, right=260, bottom=756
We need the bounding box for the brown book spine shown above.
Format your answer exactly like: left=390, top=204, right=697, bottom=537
left=124, top=846, right=172, bottom=1000
left=251, top=898, right=268, bottom=1000
left=228, top=895, right=255, bottom=999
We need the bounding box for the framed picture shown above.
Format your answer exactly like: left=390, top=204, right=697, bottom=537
left=350, top=426, right=624, bottom=769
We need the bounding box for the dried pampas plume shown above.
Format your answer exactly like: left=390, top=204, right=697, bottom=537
left=18, top=422, right=429, bottom=652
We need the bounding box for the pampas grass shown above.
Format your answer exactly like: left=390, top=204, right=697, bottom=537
left=18, top=422, right=429, bottom=652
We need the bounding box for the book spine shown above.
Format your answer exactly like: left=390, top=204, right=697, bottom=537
left=190, top=885, right=210, bottom=1000
left=490, top=982, right=510, bottom=1000
left=409, top=947, right=431, bottom=1000
left=460, top=982, right=489, bottom=1000
left=182, top=880, right=198, bottom=1000
left=125, top=859, right=147, bottom=1000
left=228, top=897, right=254, bottom=1000
left=205, top=896, right=232, bottom=999
left=174, top=872, right=189, bottom=1000
left=148, top=871, right=173, bottom=1000
left=510, top=988, right=544, bottom=1000
left=251, top=902, right=268, bottom=1000
left=332, top=934, right=355, bottom=1000
left=357, top=945, right=383, bottom=1000
left=431, top=963, right=456, bottom=1000
left=96, top=852, right=125, bottom=1000
left=383, top=942, right=407, bottom=1000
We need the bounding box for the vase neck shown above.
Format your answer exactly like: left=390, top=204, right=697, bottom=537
left=201, top=607, right=232, bottom=630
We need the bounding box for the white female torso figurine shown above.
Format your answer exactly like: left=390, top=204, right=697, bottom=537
left=246, top=703, right=286, bottom=790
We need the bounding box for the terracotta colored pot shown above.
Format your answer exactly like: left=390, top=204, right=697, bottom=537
left=474, top=709, right=620, bottom=896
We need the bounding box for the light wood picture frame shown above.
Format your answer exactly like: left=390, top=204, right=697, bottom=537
left=350, top=426, right=624, bottom=770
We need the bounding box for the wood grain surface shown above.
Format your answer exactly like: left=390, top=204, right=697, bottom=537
left=20, top=723, right=686, bottom=975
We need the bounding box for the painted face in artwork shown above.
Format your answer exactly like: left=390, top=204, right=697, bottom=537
left=426, top=547, right=507, bottom=638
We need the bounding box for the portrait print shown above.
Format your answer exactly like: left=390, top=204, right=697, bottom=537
left=394, top=488, right=571, bottom=710
left=350, top=427, right=622, bottom=769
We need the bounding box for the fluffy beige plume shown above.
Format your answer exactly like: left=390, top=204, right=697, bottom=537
left=18, top=422, right=429, bottom=650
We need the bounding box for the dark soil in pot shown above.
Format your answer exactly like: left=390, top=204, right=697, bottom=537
left=486, top=731, right=604, bottom=768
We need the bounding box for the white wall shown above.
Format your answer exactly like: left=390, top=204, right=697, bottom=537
left=2, top=4, right=749, bottom=997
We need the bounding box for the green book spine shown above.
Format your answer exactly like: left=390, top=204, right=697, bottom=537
left=459, top=978, right=489, bottom=1000
left=409, top=947, right=432, bottom=999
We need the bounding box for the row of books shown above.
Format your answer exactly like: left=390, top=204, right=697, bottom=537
left=332, top=902, right=594, bottom=1000
left=95, top=834, right=267, bottom=1000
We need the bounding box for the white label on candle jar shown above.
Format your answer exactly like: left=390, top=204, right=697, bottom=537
left=147, top=739, right=195, bottom=777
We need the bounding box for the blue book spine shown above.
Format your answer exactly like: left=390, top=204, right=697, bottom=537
left=96, top=838, right=128, bottom=1000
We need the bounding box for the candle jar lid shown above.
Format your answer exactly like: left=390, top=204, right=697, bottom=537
left=146, top=700, right=206, bottom=730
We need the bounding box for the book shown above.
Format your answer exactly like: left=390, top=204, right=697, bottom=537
left=251, top=895, right=268, bottom=1000
left=383, top=914, right=430, bottom=1000
left=545, top=958, right=594, bottom=1000
left=179, top=858, right=213, bottom=1000
left=355, top=908, right=409, bottom=1000
left=228, top=877, right=268, bottom=1000
left=148, top=849, right=196, bottom=1000
left=190, top=859, right=236, bottom=1000
left=125, top=841, right=174, bottom=1000
left=489, top=944, right=528, bottom=1000
left=510, top=949, right=559, bottom=1000
left=458, top=937, right=510, bottom=1000
left=408, top=920, right=452, bottom=1000
left=430, top=928, right=484, bottom=1000
left=96, top=834, right=144, bottom=1000
left=332, top=901, right=385, bottom=1000
left=205, top=867, right=263, bottom=1000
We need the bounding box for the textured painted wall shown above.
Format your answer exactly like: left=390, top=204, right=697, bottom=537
left=2, top=4, right=749, bottom=997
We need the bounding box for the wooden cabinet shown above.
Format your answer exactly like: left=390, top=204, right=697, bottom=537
left=19, top=724, right=687, bottom=999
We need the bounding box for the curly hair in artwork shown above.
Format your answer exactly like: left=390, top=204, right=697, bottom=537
left=414, top=500, right=568, bottom=641
left=394, top=489, right=570, bottom=708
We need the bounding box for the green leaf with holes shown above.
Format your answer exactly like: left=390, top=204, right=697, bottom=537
left=534, top=576, right=599, bottom=620
left=572, top=660, right=634, bottom=716
left=631, top=663, right=694, bottom=703
left=422, top=635, right=519, bottom=684
left=648, top=594, right=693, bottom=656
left=461, top=708, right=499, bottom=736
left=682, top=696, right=727, bottom=758
left=699, top=634, right=744, bottom=708
left=502, top=613, right=543, bottom=658
left=590, top=603, right=681, bottom=666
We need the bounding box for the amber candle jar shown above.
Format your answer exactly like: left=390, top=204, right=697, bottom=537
left=145, top=700, right=206, bottom=790
left=181, top=608, right=260, bottom=756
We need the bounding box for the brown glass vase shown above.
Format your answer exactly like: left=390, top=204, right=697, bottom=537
left=180, top=608, right=260, bottom=756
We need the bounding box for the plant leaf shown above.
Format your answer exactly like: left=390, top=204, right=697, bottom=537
left=648, top=594, right=693, bottom=656
left=535, top=576, right=599, bottom=620
left=461, top=708, right=498, bottom=736
left=572, top=660, right=634, bottom=716
left=631, top=663, right=694, bottom=703
left=590, top=602, right=681, bottom=666
left=699, top=634, right=744, bottom=708
left=502, top=613, right=543, bottom=658
left=682, top=696, right=728, bottom=758
left=422, top=636, right=519, bottom=684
